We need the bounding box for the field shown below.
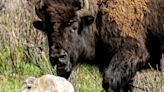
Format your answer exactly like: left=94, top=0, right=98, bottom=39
left=0, top=0, right=163, bottom=92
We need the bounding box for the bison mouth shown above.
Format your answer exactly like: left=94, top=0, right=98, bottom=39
left=50, top=53, right=73, bottom=79
left=56, top=63, right=72, bottom=79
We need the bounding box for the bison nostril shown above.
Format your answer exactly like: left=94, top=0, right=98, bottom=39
left=59, top=54, right=67, bottom=59
left=58, top=54, right=68, bottom=64
left=50, top=49, right=68, bottom=65
left=58, top=49, right=68, bottom=60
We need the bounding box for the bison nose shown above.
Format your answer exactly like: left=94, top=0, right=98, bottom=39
left=57, top=50, right=68, bottom=65
left=50, top=49, right=68, bottom=65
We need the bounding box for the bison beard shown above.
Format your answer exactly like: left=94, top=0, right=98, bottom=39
left=33, top=0, right=164, bottom=92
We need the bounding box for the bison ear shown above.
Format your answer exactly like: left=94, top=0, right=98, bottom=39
left=33, top=20, right=47, bottom=33
left=81, top=16, right=94, bottom=26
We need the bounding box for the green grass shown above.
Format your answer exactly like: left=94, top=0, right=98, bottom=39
left=0, top=60, right=103, bottom=92
left=70, top=65, right=102, bottom=92
left=0, top=0, right=164, bottom=92
left=0, top=61, right=43, bottom=92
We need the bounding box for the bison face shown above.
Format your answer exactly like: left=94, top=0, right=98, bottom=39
left=33, top=0, right=95, bottom=78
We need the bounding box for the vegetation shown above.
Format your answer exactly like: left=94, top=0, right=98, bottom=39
left=0, top=0, right=163, bottom=92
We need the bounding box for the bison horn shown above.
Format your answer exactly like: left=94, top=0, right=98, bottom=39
left=35, top=0, right=45, bottom=21
left=76, top=0, right=90, bottom=17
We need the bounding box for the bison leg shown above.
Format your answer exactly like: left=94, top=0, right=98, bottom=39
left=102, top=44, right=149, bottom=92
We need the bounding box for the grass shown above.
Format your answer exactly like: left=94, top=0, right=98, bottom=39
left=0, top=0, right=163, bottom=92
left=0, top=61, right=43, bottom=92
left=70, top=65, right=102, bottom=92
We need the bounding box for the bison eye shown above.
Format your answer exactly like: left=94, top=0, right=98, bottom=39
left=66, top=21, right=74, bottom=27
left=71, top=26, right=78, bottom=33
left=66, top=20, right=75, bottom=27
left=27, top=86, right=31, bottom=89
left=67, top=22, right=73, bottom=26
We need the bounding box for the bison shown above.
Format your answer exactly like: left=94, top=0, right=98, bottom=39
left=33, top=0, right=164, bottom=91
left=20, top=74, right=74, bottom=92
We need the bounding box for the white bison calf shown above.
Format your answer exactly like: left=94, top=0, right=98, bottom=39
left=20, top=74, right=74, bottom=92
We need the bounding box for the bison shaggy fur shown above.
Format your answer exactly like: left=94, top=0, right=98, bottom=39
left=33, top=0, right=164, bottom=91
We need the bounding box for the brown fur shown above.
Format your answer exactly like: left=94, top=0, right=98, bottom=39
left=33, top=0, right=164, bottom=92
left=99, top=0, right=164, bottom=44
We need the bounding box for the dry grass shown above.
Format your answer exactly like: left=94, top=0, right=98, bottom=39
left=133, top=70, right=164, bottom=92
left=0, top=0, right=163, bottom=92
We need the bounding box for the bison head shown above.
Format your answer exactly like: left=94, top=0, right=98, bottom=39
left=33, top=0, right=95, bottom=78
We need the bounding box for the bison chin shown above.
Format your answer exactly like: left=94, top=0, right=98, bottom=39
left=50, top=59, right=73, bottom=79
left=49, top=48, right=74, bottom=79
left=56, top=64, right=72, bottom=79
left=50, top=56, right=73, bottom=79
left=50, top=60, right=73, bottom=79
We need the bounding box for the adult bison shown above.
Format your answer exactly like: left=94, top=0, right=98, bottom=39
left=33, top=0, right=164, bottom=91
